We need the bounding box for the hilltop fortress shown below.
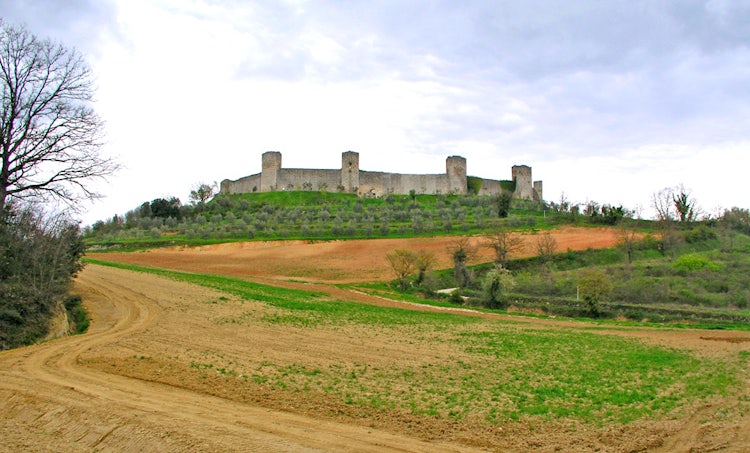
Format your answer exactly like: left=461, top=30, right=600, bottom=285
left=220, top=151, right=542, bottom=201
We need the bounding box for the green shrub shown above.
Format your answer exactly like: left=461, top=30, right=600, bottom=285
left=673, top=254, right=721, bottom=273
left=65, top=295, right=89, bottom=334
left=0, top=309, right=23, bottom=325
left=481, top=267, right=515, bottom=309
left=577, top=270, right=612, bottom=316
left=467, top=176, right=483, bottom=195
left=684, top=225, right=718, bottom=243
left=449, top=289, right=464, bottom=304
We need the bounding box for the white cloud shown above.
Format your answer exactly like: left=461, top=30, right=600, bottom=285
left=2, top=0, right=749, bottom=225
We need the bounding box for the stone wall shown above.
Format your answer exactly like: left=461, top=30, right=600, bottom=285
left=477, top=178, right=503, bottom=196
left=276, top=169, right=341, bottom=191
left=220, top=151, right=542, bottom=201
left=220, top=173, right=261, bottom=194
left=359, top=171, right=450, bottom=197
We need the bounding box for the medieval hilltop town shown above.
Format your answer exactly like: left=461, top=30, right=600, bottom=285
left=221, top=151, right=543, bottom=201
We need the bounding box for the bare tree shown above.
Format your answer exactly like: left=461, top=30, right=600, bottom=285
left=385, top=249, right=416, bottom=290
left=618, top=220, right=639, bottom=265
left=413, top=249, right=436, bottom=285
left=0, top=21, right=117, bottom=212
left=449, top=237, right=476, bottom=288
left=651, top=187, right=675, bottom=222
left=535, top=231, right=557, bottom=265
left=485, top=227, right=524, bottom=268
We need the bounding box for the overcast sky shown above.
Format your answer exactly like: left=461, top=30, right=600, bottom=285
left=2, top=0, right=749, bottom=224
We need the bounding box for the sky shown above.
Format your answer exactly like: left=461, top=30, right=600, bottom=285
left=2, top=0, right=749, bottom=225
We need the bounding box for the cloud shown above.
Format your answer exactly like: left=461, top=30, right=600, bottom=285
left=0, top=0, right=120, bottom=56
left=1, top=0, right=749, bottom=224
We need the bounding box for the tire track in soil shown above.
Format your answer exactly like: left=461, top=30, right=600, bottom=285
left=0, top=265, right=477, bottom=452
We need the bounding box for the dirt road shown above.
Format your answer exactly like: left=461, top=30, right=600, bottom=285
left=0, top=266, right=475, bottom=452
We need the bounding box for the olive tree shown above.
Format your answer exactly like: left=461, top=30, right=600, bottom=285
left=0, top=21, right=117, bottom=212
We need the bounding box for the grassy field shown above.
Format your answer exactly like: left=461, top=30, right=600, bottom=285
left=84, top=259, right=747, bottom=428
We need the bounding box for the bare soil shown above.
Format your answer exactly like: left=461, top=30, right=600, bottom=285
left=87, top=227, right=621, bottom=283
left=2, top=227, right=749, bottom=452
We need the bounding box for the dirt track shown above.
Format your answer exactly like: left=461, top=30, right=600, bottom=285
left=2, top=228, right=750, bottom=451
left=0, top=266, right=476, bottom=452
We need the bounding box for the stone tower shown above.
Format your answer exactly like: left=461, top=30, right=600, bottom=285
left=341, top=151, right=360, bottom=193
left=261, top=151, right=282, bottom=192
left=512, top=165, right=533, bottom=200
left=446, top=156, right=467, bottom=194
left=533, top=180, right=543, bottom=201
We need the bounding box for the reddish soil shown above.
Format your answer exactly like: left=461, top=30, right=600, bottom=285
left=88, top=227, right=621, bottom=282
left=2, top=226, right=749, bottom=451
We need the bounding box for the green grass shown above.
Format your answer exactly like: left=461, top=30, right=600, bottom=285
left=457, top=327, right=739, bottom=423
left=86, top=258, right=745, bottom=426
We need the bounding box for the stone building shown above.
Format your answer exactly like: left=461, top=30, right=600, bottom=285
left=220, top=151, right=542, bottom=201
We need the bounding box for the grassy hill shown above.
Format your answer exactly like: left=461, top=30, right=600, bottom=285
left=84, top=191, right=750, bottom=327
left=85, top=191, right=613, bottom=249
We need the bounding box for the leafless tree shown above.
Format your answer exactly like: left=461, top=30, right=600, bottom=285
left=449, top=237, right=477, bottom=287
left=535, top=231, right=557, bottom=265
left=413, top=249, right=436, bottom=285
left=618, top=220, right=639, bottom=265
left=386, top=249, right=416, bottom=290
left=0, top=21, right=117, bottom=212
left=651, top=187, right=675, bottom=222
left=485, top=227, right=524, bottom=268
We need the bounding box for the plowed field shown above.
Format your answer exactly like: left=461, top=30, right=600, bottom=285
left=2, top=228, right=749, bottom=452
left=86, top=227, right=621, bottom=282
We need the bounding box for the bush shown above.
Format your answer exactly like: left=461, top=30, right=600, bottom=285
left=64, top=295, right=89, bottom=334
left=577, top=270, right=612, bottom=316
left=481, top=267, right=515, bottom=309
left=684, top=225, right=717, bottom=243
left=449, top=289, right=464, bottom=304
left=673, top=254, right=721, bottom=273
left=0, top=309, right=23, bottom=325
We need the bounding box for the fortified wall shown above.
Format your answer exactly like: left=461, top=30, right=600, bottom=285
left=220, top=151, right=542, bottom=201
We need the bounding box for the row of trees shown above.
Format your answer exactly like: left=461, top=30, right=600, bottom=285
left=386, top=228, right=560, bottom=307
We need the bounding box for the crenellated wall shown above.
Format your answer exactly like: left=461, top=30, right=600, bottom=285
left=220, top=151, right=542, bottom=201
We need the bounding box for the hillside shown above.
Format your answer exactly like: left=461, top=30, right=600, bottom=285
left=85, top=191, right=750, bottom=326
left=2, top=258, right=748, bottom=451
left=4, top=193, right=750, bottom=450
left=85, top=191, right=571, bottom=248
